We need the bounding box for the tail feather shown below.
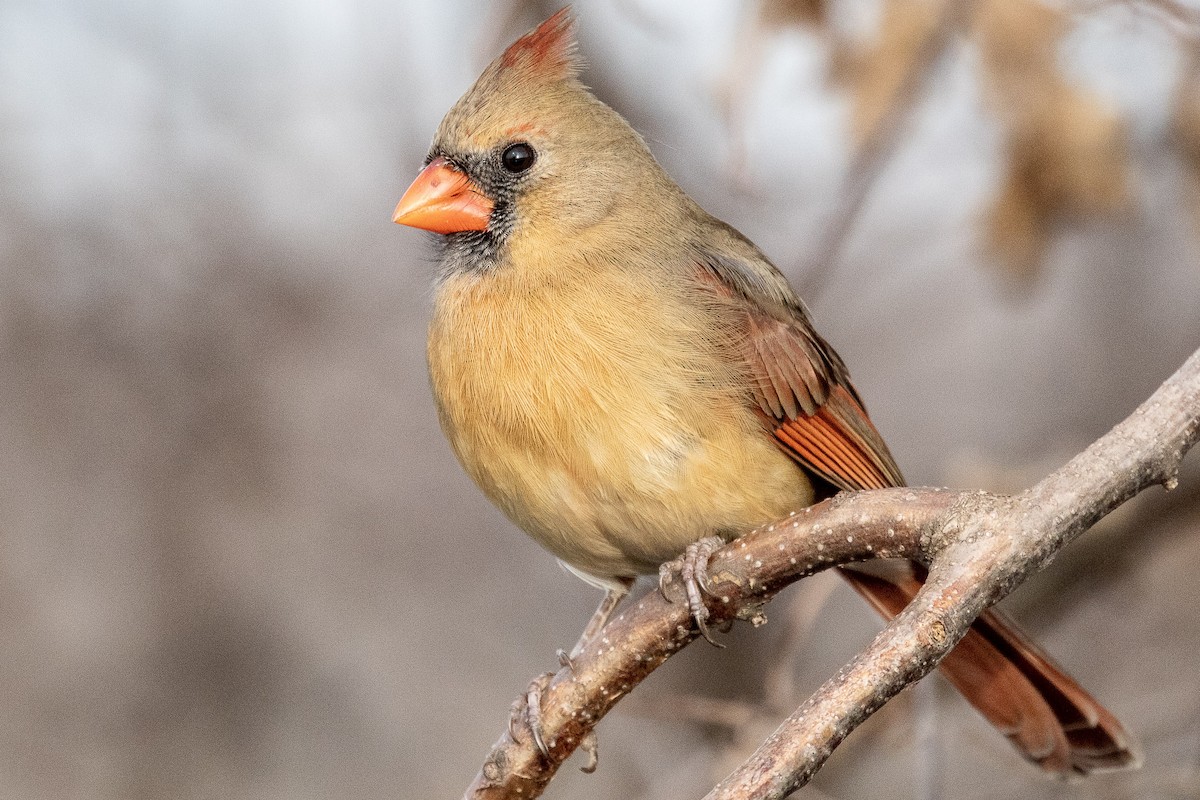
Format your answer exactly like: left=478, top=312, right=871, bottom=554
left=839, top=563, right=1142, bottom=775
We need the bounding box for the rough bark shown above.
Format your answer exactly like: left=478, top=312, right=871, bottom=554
left=464, top=347, right=1200, bottom=800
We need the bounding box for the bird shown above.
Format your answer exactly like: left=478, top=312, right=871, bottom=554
left=392, top=7, right=1138, bottom=776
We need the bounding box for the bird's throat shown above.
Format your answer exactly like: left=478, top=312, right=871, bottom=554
left=436, top=229, right=504, bottom=279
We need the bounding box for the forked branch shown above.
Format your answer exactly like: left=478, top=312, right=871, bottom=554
left=464, top=347, right=1200, bottom=800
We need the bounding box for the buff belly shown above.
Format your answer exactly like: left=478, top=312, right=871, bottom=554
left=427, top=264, right=815, bottom=582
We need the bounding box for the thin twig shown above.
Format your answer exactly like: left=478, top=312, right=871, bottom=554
left=706, top=347, right=1200, bottom=798
left=465, top=347, right=1200, bottom=799
left=800, top=0, right=979, bottom=301
left=464, top=491, right=949, bottom=799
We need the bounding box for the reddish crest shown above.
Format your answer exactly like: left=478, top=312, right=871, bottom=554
left=498, top=7, right=579, bottom=81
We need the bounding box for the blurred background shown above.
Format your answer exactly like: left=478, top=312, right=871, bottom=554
left=3, top=0, right=1200, bottom=797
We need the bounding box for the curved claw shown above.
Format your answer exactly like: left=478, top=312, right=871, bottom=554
left=527, top=683, right=549, bottom=757
left=659, top=536, right=727, bottom=647
left=556, top=648, right=577, bottom=674
left=508, top=672, right=554, bottom=758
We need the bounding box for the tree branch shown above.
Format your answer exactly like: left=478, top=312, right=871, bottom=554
left=464, top=347, right=1200, bottom=800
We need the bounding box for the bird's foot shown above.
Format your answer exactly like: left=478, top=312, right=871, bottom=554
left=507, top=666, right=602, bottom=772
left=556, top=648, right=579, bottom=674
left=508, top=671, right=553, bottom=758
left=658, top=536, right=726, bottom=646
left=565, top=580, right=632, bottom=661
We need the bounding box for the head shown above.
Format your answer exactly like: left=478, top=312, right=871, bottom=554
left=393, top=8, right=679, bottom=271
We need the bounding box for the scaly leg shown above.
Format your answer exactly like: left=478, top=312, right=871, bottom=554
left=513, top=578, right=635, bottom=761
left=567, top=578, right=634, bottom=660
left=658, top=536, right=726, bottom=646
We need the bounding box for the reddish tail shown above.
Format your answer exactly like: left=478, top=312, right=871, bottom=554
left=840, top=563, right=1141, bottom=775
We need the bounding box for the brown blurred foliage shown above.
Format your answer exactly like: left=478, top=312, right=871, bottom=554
left=975, top=0, right=1129, bottom=280
left=1174, top=46, right=1200, bottom=226
left=740, top=0, right=1133, bottom=281
left=760, top=0, right=829, bottom=29
left=845, top=0, right=942, bottom=139
left=5, top=2, right=1200, bottom=798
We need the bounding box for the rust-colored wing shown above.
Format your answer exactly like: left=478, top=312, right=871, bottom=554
left=744, top=311, right=904, bottom=490
left=693, top=245, right=903, bottom=492
left=691, top=231, right=1138, bottom=775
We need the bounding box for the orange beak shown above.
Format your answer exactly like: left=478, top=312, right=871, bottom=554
left=392, top=157, right=493, bottom=234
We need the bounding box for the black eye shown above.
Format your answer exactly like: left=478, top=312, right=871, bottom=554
left=501, top=142, right=536, bottom=173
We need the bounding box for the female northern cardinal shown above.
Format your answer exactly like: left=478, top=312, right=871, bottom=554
left=393, top=8, right=1137, bottom=776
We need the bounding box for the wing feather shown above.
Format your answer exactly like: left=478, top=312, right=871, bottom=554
left=689, top=225, right=1135, bottom=775
left=694, top=252, right=903, bottom=491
